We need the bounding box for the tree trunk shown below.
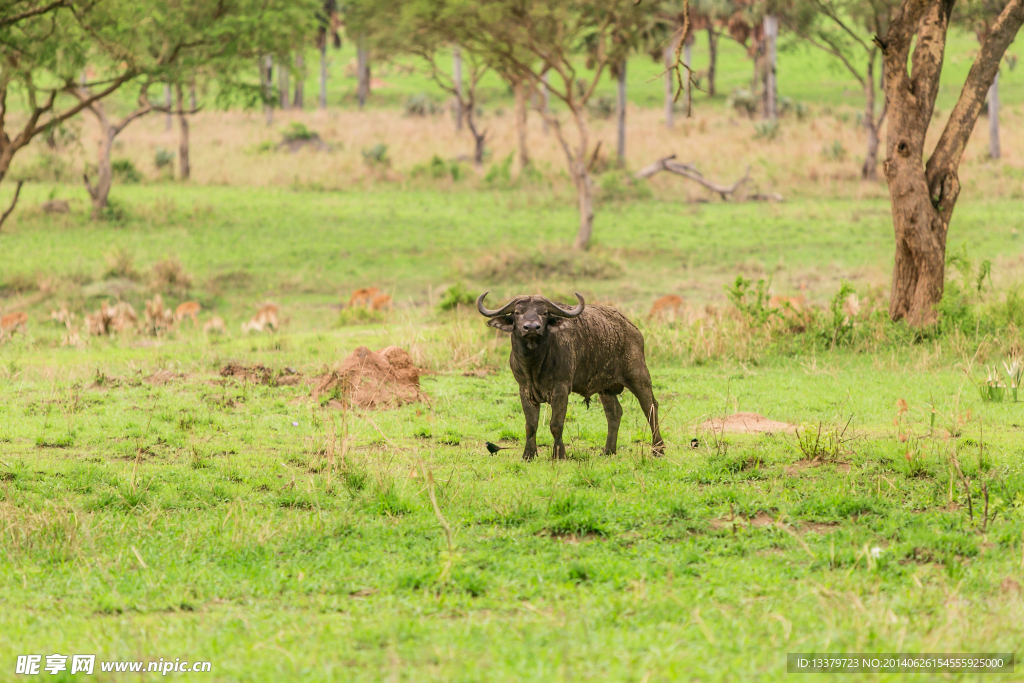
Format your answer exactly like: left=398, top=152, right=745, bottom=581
left=541, top=72, right=550, bottom=133
left=84, top=107, right=114, bottom=218
left=453, top=47, right=463, bottom=130
left=263, top=55, right=274, bottom=126
left=164, top=84, right=173, bottom=130
left=294, top=53, right=305, bottom=109
left=176, top=84, right=190, bottom=181
left=357, top=43, right=369, bottom=109
left=663, top=45, right=674, bottom=128
left=763, top=15, right=778, bottom=120
left=189, top=81, right=197, bottom=111
left=988, top=71, right=1000, bottom=159
left=862, top=60, right=880, bottom=181
left=319, top=42, right=328, bottom=110
left=707, top=28, right=718, bottom=97
left=279, top=59, right=290, bottom=110
left=514, top=79, right=530, bottom=169
left=616, top=60, right=627, bottom=167
left=466, top=110, right=486, bottom=169
left=683, top=37, right=693, bottom=113
left=571, top=109, right=594, bottom=251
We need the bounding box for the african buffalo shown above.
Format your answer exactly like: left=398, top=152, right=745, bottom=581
left=478, top=292, right=664, bottom=460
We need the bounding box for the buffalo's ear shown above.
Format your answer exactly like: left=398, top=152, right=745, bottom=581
left=487, top=316, right=514, bottom=333
left=546, top=317, right=572, bottom=332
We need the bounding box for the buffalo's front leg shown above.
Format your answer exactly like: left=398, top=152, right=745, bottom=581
left=549, top=386, right=569, bottom=460
left=520, top=386, right=540, bottom=461
left=599, top=393, right=623, bottom=455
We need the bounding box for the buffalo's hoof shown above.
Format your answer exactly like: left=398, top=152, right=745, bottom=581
left=522, top=450, right=537, bottom=462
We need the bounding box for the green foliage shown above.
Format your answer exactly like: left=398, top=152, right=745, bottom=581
left=484, top=152, right=514, bottom=186
left=282, top=122, right=318, bottom=142
left=597, top=170, right=652, bottom=202
left=727, top=88, right=759, bottom=117
left=825, top=281, right=857, bottom=347
left=438, top=282, right=475, bottom=311
left=411, top=155, right=461, bottom=181
left=404, top=93, right=441, bottom=116
left=361, top=143, right=391, bottom=169
left=821, top=140, right=847, bottom=162
left=154, top=148, right=175, bottom=170
left=726, top=276, right=775, bottom=325
left=753, top=120, right=780, bottom=141
left=586, top=96, right=615, bottom=119
left=111, top=159, right=143, bottom=184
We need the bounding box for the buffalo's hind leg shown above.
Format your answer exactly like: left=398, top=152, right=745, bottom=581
left=599, top=393, right=623, bottom=455
left=549, top=386, right=569, bottom=460
left=625, top=376, right=665, bottom=456
left=519, top=386, right=540, bottom=461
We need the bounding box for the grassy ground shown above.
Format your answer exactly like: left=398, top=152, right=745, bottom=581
left=2, top=187, right=1024, bottom=681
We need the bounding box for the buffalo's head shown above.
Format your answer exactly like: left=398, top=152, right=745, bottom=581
left=477, top=292, right=585, bottom=341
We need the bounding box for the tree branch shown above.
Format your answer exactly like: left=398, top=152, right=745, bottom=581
left=0, top=0, right=69, bottom=29
left=635, top=155, right=770, bottom=200
left=0, top=180, right=24, bottom=232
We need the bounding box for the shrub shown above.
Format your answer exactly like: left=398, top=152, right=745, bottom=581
left=821, top=140, right=847, bottom=162
left=728, top=88, right=759, bottom=117
left=753, top=120, right=780, bottom=141
left=150, top=258, right=193, bottom=295
left=726, top=276, right=775, bottom=325
left=484, top=153, right=514, bottom=186
left=597, top=170, right=652, bottom=202
left=438, top=283, right=475, bottom=311
left=404, top=93, right=440, bottom=116
left=154, top=148, right=175, bottom=169
left=104, top=247, right=140, bottom=281
left=282, top=122, right=317, bottom=142
left=361, top=143, right=390, bottom=169
left=473, top=249, right=623, bottom=283
left=586, top=96, right=615, bottom=120
left=111, top=158, right=143, bottom=184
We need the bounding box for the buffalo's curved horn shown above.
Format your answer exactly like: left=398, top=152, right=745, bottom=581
left=477, top=291, right=518, bottom=317
left=542, top=292, right=585, bottom=318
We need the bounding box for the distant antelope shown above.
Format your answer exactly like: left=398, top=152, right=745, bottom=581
left=175, top=301, right=201, bottom=325
left=0, top=311, right=28, bottom=340
left=768, top=295, right=806, bottom=312
left=203, top=316, right=226, bottom=336
left=349, top=287, right=380, bottom=308
left=241, top=304, right=279, bottom=334
left=648, top=295, right=687, bottom=321
left=370, top=293, right=392, bottom=311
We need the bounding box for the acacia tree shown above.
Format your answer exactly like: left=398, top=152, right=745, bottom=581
left=406, top=0, right=645, bottom=250
left=784, top=0, right=898, bottom=180
left=69, top=0, right=312, bottom=217
left=879, top=0, right=1024, bottom=325
left=0, top=0, right=137, bottom=229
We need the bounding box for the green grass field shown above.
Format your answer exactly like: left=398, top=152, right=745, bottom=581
left=2, top=184, right=1024, bottom=681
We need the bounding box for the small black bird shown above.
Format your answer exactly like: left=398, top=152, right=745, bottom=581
left=690, top=438, right=700, bottom=449
left=485, top=441, right=513, bottom=455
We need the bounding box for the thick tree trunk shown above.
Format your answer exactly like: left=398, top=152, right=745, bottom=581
left=176, top=84, right=190, bottom=181
left=164, top=84, right=173, bottom=131
left=263, top=55, right=274, bottom=126
left=988, top=71, right=1000, bottom=159
left=357, top=43, right=369, bottom=109
left=294, top=54, right=304, bottom=109
left=279, top=59, right=290, bottom=110
left=453, top=47, right=463, bottom=130
left=763, top=15, right=778, bottom=120
left=319, top=43, right=328, bottom=110
left=707, top=28, right=718, bottom=97
left=663, top=45, right=674, bottom=128
left=862, top=61, right=880, bottom=181
left=616, top=60, right=627, bottom=167
left=514, top=79, right=529, bottom=169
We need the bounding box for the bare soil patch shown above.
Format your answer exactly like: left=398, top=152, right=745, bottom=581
left=313, top=346, right=425, bottom=409
left=219, top=364, right=302, bottom=387
left=700, top=412, right=797, bottom=435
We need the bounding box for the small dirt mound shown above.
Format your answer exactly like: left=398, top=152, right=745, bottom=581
left=313, top=346, right=425, bottom=409
left=220, top=364, right=275, bottom=384
left=146, top=369, right=187, bottom=385
left=700, top=412, right=797, bottom=434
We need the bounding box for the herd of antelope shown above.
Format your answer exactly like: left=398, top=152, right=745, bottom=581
left=0, top=286, right=395, bottom=346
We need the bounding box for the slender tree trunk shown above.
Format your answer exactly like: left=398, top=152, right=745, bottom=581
left=319, top=42, right=328, bottom=110
left=514, top=79, right=530, bottom=169
left=663, top=45, right=674, bottom=128
left=357, top=42, right=369, bottom=109
left=988, top=71, right=1000, bottom=159
left=466, top=110, right=486, bottom=169
left=453, top=47, right=463, bottom=130
left=862, top=60, right=880, bottom=181
left=164, top=84, right=173, bottom=130
left=83, top=106, right=114, bottom=218
left=571, top=109, right=594, bottom=251
left=294, top=53, right=305, bottom=109
left=683, top=36, right=693, bottom=113
left=707, top=28, right=718, bottom=97
left=541, top=72, right=550, bottom=133
left=189, top=81, right=196, bottom=110
left=176, top=84, right=190, bottom=181
left=279, top=59, right=290, bottom=110
left=616, top=60, right=627, bottom=167
left=763, top=15, right=779, bottom=120
left=263, top=55, right=274, bottom=126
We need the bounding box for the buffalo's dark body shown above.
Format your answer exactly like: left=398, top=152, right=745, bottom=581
left=479, top=293, right=663, bottom=460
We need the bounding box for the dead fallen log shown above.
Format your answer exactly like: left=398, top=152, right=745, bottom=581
left=635, top=155, right=782, bottom=201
